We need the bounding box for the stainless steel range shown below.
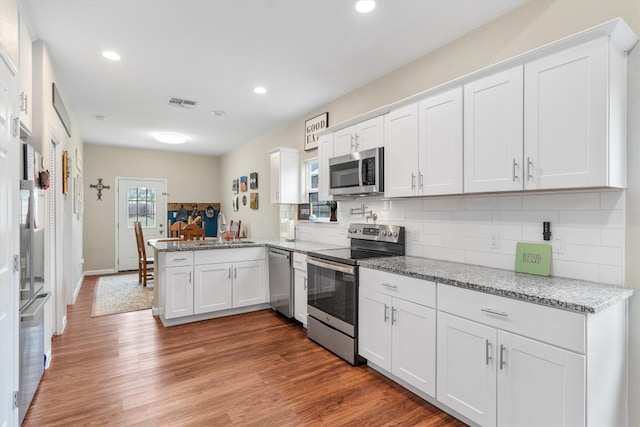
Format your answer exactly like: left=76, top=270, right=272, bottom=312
left=306, top=223, right=405, bottom=365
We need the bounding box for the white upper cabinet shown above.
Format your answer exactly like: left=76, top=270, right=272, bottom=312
left=269, top=148, right=299, bottom=204
left=524, top=36, right=623, bottom=190
left=333, top=116, right=384, bottom=157
left=384, top=103, right=419, bottom=198
left=418, top=88, right=463, bottom=195
left=464, top=66, right=524, bottom=193
left=18, top=11, right=31, bottom=135
left=384, top=87, right=462, bottom=198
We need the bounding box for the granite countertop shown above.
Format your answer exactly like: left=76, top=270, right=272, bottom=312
left=359, top=256, right=634, bottom=314
left=148, top=237, right=343, bottom=254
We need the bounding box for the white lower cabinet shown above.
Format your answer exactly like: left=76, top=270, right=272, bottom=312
left=359, top=268, right=436, bottom=397
left=436, top=311, right=585, bottom=427
left=159, top=248, right=266, bottom=322
left=293, top=252, right=308, bottom=327
left=165, top=265, right=194, bottom=319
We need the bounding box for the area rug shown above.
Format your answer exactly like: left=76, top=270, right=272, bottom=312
left=91, top=273, right=153, bottom=317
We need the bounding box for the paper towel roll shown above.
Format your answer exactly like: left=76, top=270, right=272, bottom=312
left=286, top=219, right=296, bottom=241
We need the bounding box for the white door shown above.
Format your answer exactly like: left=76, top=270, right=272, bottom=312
left=497, top=331, right=585, bottom=427
left=0, top=52, right=19, bottom=427
left=392, top=298, right=436, bottom=397
left=358, top=288, right=392, bottom=371
left=418, top=87, right=463, bottom=195
left=524, top=37, right=608, bottom=190
left=232, top=260, right=264, bottom=308
left=165, top=265, right=193, bottom=319
left=194, top=262, right=232, bottom=314
left=116, top=178, right=167, bottom=271
left=464, top=66, right=524, bottom=193
left=355, top=116, right=384, bottom=152
left=437, top=311, right=497, bottom=427
left=384, top=103, right=419, bottom=198
left=293, top=268, right=308, bottom=326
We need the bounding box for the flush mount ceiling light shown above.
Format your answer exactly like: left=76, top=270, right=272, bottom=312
left=154, top=133, right=186, bottom=145
left=355, top=0, right=376, bottom=13
left=102, top=50, right=121, bottom=61
left=254, top=86, right=267, bottom=94
left=211, top=110, right=226, bottom=116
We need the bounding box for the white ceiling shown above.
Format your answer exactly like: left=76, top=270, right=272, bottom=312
left=22, top=0, right=524, bottom=156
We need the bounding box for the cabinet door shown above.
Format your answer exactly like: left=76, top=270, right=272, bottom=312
left=317, top=133, right=334, bottom=201
left=418, top=87, right=463, bottom=195
left=355, top=116, right=384, bottom=152
left=384, top=103, right=419, bottom=197
left=270, top=151, right=281, bottom=203
left=294, top=268, right=308, bottom=327
left=392, top=298, right=436, bottom=397
left=358, top=288, right=392, bottom=371
left=437, top=312, right=497, bottom=427
left=497, top=331, right=585, bottom=427
left=524, top=37, right=608, bottom=190
left=165, top=266, right=194, bottom=319
left=334, top=126, right=355, bottom=157
left=232, top=260, right=265, bottom=308
left=464, top=66, right=524, bottom=193
left=193, top=262, right=232, bottom=314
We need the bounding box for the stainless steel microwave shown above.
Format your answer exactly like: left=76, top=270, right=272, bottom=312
left=328, top=147, right=384, bottom=196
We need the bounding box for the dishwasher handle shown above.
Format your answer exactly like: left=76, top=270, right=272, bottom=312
left=20, top=292, right=51, bottom=322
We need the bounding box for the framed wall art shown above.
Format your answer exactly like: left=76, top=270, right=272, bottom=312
left=305, top=112, right=328, bottom=151
left=232, top=179, right=239, bottom=194
left=240, top=175, right=248, bottom=192
left=249, top=172, right=258, bottom=189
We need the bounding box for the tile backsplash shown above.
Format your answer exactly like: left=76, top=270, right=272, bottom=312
left=291, top=189, right=625, bottom=286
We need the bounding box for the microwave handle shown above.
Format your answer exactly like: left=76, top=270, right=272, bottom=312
left=358, top=157, right=364, bottom=187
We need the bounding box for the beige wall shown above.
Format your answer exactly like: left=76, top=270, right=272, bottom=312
left=82, top=145, right=221, bottom=272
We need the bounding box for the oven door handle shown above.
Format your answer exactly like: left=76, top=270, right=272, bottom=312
left=307, top=257, right=355, bottom=275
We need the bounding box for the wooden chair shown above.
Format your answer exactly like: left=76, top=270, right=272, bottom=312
left=134, top=221, right=154, bottom=286
left=169, top=221, right=186, bottom=238
left=180, top=223, right=206, bottom=240
left=229, top=220, right=242, bottom=239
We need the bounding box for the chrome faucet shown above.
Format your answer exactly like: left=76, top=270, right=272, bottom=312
left=218, top=213, right=227, bottom=242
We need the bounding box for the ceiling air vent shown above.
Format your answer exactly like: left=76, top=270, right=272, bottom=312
left=167, top=97, right=198, bottom=109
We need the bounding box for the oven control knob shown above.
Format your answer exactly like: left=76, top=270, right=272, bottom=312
left=382, top=231, right=387, bottom=236
left=393, top=231, right=398, bottom=237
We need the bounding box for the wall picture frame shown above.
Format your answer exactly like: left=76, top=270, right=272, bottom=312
left=305, top=112, right=328, bottom=151
left=232, top=179, right=239, bottom=194
left=249, top=172, right=258, bottom=189
left=240, top=175, right=248, bottom=192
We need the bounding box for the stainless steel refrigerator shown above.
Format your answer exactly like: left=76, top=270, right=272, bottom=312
left=19, top=175, right=49, bottom=425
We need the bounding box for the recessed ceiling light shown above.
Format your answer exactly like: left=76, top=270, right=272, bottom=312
left=254, top=86, right=267, bottom=94
left=211, top=110, right=226, bottom=116
left=95, top=114, right=109, bottom=121
left=355, top=0, right=376, bottom=13
left=102, top=51, right=121, bottom=61
left=154, top=133, right=186, bottom=145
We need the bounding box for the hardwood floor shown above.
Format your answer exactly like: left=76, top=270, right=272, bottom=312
left=23, top=275, right=466, bottom=426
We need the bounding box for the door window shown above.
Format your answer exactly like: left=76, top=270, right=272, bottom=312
left=127, top=187, right=156, bottom=228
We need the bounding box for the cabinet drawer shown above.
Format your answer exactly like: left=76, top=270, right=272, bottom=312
left=164, top=251, right=193, bottom=268
left=438, top=284, right=586, bottom=353
left=360, top=268, right=436, bottom=308
left=292, top=252, right=307, bottom=272
left=194, top=247, right=266, bottom=265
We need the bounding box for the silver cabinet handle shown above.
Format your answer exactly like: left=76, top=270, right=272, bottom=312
left=384, top=304, right=389, bottom=323
left=188, top=271, right=192, bottom=283
left=512, top=158, right=518, bottom=182
left=411, top=173, right=416, bottom=189
left=173, top=257, right=188, bottom=261
left=234, top=267, right=237, bottom=278
left=391, top=307, right=397, bottom=325
left=500, top=344, right=506, bottom=370
left=275, top=190, right=279, bottom=201
left=419, top=172, right=424, bottom=189
left=228, top=268, right=231, bottom=279
left=527, top=157, right=533, bottom=181
left=304, top=277, right=307, bottom=290
left=485, top=339, right=492, bottom=365
left=481, top=308, right=508, bottom=317
left=382, top=283, right=398, bottom=289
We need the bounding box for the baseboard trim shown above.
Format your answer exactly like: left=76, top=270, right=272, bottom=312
left=84, top=268, right=117, bottom=276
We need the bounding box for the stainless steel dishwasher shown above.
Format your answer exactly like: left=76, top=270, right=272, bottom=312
left=268, top=248, right=293, bottom=318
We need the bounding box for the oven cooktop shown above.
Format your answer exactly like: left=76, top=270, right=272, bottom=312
left=307, top=247, right=396, bottom=266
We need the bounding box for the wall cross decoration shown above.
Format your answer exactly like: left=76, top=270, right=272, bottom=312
left=89, top=178, right=111, bottom=201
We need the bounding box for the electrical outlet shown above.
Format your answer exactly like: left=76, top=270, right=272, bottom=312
left=490, top=233, right=500, bottom=249
left=413, top=230, right=420, bottom=242
left=552, top=239, right=564, bottom=254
